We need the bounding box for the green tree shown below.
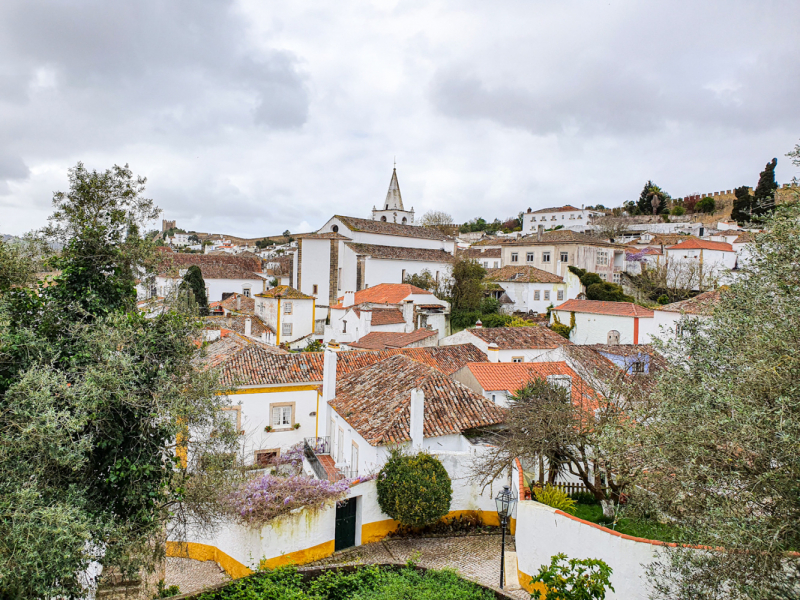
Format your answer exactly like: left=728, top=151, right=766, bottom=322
left=403, top=269, right=436, bottom=291
left=0, top=164, right=237, bottom=598
left=376, top=450, right=452, bottom=528
left=530, top=554, right=614, bottom=600
left=585, top=282, right=634, bottom=302
left=636, top=181, right=669, bottom=215
left=695, top=196, right=716, bottom=214
left=731, top=186, right=754, bottom=224
left=609, top=204, right=800, bottom=598
left=752, top=157, right=778, bottom=218
left=180, top=265, right=209, bottom=315
left=450, top=258, right=486, bottom=312
left=670, top=206, right=685, bottom=216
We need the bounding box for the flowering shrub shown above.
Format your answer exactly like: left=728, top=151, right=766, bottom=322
left=228, top=474, right=350, bottom=526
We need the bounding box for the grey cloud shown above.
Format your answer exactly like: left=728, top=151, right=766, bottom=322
left=0, top=153, right=29, bottom=195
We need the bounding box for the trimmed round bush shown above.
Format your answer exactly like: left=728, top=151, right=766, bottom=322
left=376, top=450, right=452, bottom=528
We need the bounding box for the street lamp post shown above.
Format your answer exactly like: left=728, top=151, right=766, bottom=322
left=494, top=484, right=517, bottom=589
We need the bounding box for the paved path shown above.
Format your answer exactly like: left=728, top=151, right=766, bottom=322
left=310, top=534, right=529, bottom=599
left=165, top=557, right=229, bottom=597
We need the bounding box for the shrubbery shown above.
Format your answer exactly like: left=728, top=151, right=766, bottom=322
left=376, top=450, right=452, bottom=528
left=533, top=485, right=576, bottom=515
left=530, top=554, right=614, bottom=600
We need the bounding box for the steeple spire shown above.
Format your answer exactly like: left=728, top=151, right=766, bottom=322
left=384, top=167, right=404, bottom=211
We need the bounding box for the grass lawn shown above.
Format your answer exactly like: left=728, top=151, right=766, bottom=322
left=571, top=503, right=684, bottom=544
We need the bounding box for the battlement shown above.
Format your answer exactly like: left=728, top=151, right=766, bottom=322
left=676, top=182, right=798, bottom=203
left=161, top=219, right=177, bottom=232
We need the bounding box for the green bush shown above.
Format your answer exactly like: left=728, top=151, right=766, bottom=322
left=533, top=485, right=577, bottom=514
left=530, top=554, right=614, bottom=600
left=585, top=282, right=634, bottom=303
left=479, top=297, right=500, bottom=315
left=656, top=294, right=670, bottom=305
left=377, top=450, right=452, bottom=528
left=480, top=313, right=512, bottom=327
left=450, top=310, right=481, bottom=331
left=579, top=272, right=603, bottom=288
left=550, top=322, right=572, bottom=339
left=670, top=206, right=686, bottom=216
left=569, top=491, right=599, bottom=505
left=696, top=196, right=716, bottom=213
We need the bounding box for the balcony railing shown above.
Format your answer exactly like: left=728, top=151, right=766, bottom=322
left=303, top=437, right=329, bottom=481
left=305, top=436, right=330, bottom=455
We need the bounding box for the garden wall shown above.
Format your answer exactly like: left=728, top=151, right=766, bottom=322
left=514, top=501, right=670, bottom=599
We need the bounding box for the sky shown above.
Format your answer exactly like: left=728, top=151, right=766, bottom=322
left=1, top=0, right=799, bottom=237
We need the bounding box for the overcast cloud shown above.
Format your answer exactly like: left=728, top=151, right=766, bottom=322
left=1, top=0, right=798, bottom=236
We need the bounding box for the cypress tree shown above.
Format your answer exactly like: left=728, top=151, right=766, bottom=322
left=731, top=186, right=753, bottom=224
left=752, top=158, right=778, bottom=218
left=180, top=265, right=209, bottom=315
left=637, top=181, right=669, bottom=215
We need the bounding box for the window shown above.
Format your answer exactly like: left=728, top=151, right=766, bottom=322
left=351, top=443, right=359, bottom=473
left=282, top=322, right=293, bottom=336
left=337, top=428, right=344, bottom=463
left=205, top=287, right=210, bottom=299
left=630, top=361, right=646, bottom=374
left=338, top=268, right=342, bottom=290
left=493, top=261, right=499, bottom=268
left=491, top=394, right=496, bottom=403
left=312, top=284, right=318, bottom=295
left=597, top=251, right=609, bottom=266
left=512, top=357, right=523, bottom=363
left=542, top=252, right=551, bottom=263
left=544, top=290, right=550, bottom=301
left=511, top=253, right=518, bottom=263
left=484, top=261, right=488, bottom=267
left=342, top=320, right=347, bottom=333
left=271, top=405, right=292, bottom=428
left=284, top=301, right=293, bottom=314
left=220, top=406, right=241, bottom=434
left=551, top=216, right=556, bottom=221
left=613, top=273, right=621, bottom=284
left=332, top=225, right=339, bottom=233
left=402, top=269, right=406, bottom=281
left=557, top=290, right=564, bottom=301
left=255, top=449, right=279, bottom=467
left=526, top=252, right=534, bottom=262
left=560, top=252, right=568, bottom=263
left=534, top=290, right=540, bottom=301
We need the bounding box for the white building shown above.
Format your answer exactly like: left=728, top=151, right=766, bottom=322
left=371, top=167, right=415, bottom=225
left=550, top=299, right=655, bottom=345
left=664, top=239, right=737, bottom=289
left=168, top=233, right=190, bottom=247
left=484, top=265, right=583, bottom=314
left=254, top=286, right=317, bottom=349
left=325, top=283, right=450, bottom=344
left=522, top=205, right=604, bottom=234
left=440, top=325, right=572, bottom=363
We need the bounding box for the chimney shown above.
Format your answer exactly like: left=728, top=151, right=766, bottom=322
left=410, top=388, right=424, bottom=450
left=261, top=332, right=267, bottom=343
left=487, top=343, right=499, bottom=363
left=475, top=319, right=483, bottom=329
left=343, top=291, right=355, bottom=307
left=244, top=318, right=252, bottom=337
left=321, top=342, right=340, bottom=437
left=236, top=296, right=241, bottom=311
left=537, top=224, right=544, bottom=241
left=403, top=300, right=415, bottom=333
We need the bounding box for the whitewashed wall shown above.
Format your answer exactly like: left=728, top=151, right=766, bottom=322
left=298, top=239, right=332, bottom=303
left=155, top=276, right=265, bottom=303
left=515, top=501, right=667, bottom=599
left=363, top=258, right=453, bottom=290
left=551, top=310, right=649, bottom=345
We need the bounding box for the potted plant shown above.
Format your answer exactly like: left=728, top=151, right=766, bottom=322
left=293, top=423, right=301, bottom=430
left=264, top=425, right=273, bottom=432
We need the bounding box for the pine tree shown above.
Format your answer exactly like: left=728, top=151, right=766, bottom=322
left=752, top=158, right=778, bottom=218
left=181, top=265, right=209, bottom=315
left=731, top=186, right=753, bottom=224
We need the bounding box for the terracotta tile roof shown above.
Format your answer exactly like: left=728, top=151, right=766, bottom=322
left=193, top=331, right=287, bottom=374
left=334, top=215, right=451, bottom=241
left=267, top=255, right=294, bottom=275
left=668, top=239, right=734, bottom=252
left=257, top=285, right=313, bottom=299
left=529, top=205, right=583, bottom=214
left=624, top=247, right=662, bottom=256
left=218, top=293, right=256, bottom=314
left=485, top=265, right=563, bottom=284
left=468, top=326, right=573, bottom=349
left=553, top=299, right=654, bottom=318
left=505, top=230, right=623, bottom=247
left=562, top=345, right=622, bottom=384
left=204, top=314, right=275, bottom=336
left=329, top=355, right=505, bottom=446
left=658, top=288, right=725, bottom=315
left=587, top=344, right=668, bottom=371
left=733, top=232, right=756, bottom=243
left=465, top=361, right=597, bottom=402
left=347, top=328, right=438, bottom=350
left=460, top=247, right=502, bottom=259
left=158, top=252, right=263, bottom=277
left=370, top=308, right=406, bottom=325
left=345, top=242, right=455, bottom=263
left=211, top=343, right=487, bottom=387
left=332, top=283, right=433, bottom=308
left=296, top=232, right=352, bottom=240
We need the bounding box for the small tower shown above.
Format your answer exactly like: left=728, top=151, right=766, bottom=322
left=371, top=167, right=416, bottom=225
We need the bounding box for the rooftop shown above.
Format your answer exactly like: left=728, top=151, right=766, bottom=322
left=464, top=361, right=598, bottom=405
left=347, top=328, right=438, bottom=350
left=157, top=252, right=263, bottom=279
left=192, top=330, right=286, bottom=373
left=658, top=288, right=725, bottom=315
left=467, top=325, right=573, bottom=349
left=370, top=307, right=406, bottom=325
left=257, top=285, right=314, bottom=300
left=331, top=283, right=433, bottom=308
left=295, top=232, right=352, bottom=240
left=333, top=215, right=451, bottom=241
left=504, top=230, right=623, bottom=247
left=668, top=239, right=734, bottom=252
left=459, top=247, right=502, bottom=259
left=203, top=314, right=275, bottom=336
left=485, top=265, right=564, bottom=284
left=345, top=242, right=455, bottom=263
left=528, top=205, right=586, bottom=214
left=329, top=354, right=505, bottom=446
left=553, top=299, right=655, bottom=318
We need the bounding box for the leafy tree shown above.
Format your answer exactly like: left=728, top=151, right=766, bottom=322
left=731, top=186, right=754, bottom=224
left=481, top=313, right=513, bottom=327
left=188, top=233, right=201, bottom=244
left=670, top=206, right=685, bottom=216
left=180, top=265, right=209, bottom=315
left=403, top=269, right=437, bottom=291
left=609, top=204, right=800, bottom=598
left=450, top=258, right=486, bottom=312
left=376, top=450, right=452, bottom=528
left=479, top=296, right=500, bottom=315
left=585, top=282, right=634, bottom=303
left=530, top=554, right=614, bottom=600
left=0, top=163, right=237, bottom=598
left=695, top=196, right=716, bottom=213
left=419, top=211, right=454, bottom=234
left=636, top=181, right=669, bottom=215
left=752, top=157, right=778, bottom=218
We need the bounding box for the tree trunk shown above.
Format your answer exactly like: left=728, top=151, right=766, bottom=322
left=600, top=499, right=615, bottom=519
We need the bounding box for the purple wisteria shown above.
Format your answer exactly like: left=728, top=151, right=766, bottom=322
left=227, top=474, right=351, bottom=526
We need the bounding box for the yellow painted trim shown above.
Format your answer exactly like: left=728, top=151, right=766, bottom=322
left=360, top=510, right=502, bottom=545
left=517, top=568, right=548, bottom=596
left=228, top=384, right=320, bottom=395
left=259, top=540, right=335, bottom=570
left=166, top=541, right=252, bottom=579
left=312, top=298, right=316, bottom=334
left=276, top=298, right=281, bottom=345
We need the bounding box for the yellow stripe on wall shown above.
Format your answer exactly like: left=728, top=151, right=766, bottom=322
left=227, top=384, right=320, bottom=395
left=166, top=541, right=252, bottom=579
left=259, top=540, right=336, bottom=570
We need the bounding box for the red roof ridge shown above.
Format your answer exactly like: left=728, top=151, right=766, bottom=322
left=553, top=299, right=654, bottom=318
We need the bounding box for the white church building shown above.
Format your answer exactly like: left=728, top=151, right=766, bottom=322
left=371, top=167, right=415, bottom=224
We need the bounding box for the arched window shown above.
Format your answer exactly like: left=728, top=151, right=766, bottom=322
left=381, top=216, right=387, bottom=222
left=332, top=225, right=339, bottom=233
left=607, top=330, right=620, bottom=345
left=402, top=217, right=407, bottom=224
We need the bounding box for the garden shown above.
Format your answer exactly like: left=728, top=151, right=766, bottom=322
left=194, top=564, right=499, bottom=600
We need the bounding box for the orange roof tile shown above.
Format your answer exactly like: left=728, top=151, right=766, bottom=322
left=331, top=283, right=433, bottom=308
left=553, top=299, right=654, bottom=318
left=347, top=328, right=438, bottom=350
left=667, top=239, right=734, bottom=252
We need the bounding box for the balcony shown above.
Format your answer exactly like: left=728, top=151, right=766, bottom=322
left=304, top=437, right=358, bottom=482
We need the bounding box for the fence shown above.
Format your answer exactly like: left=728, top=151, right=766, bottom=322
left=526, top=480, right=590, bottom=497
left=303, top=438, right=328, bottom=481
